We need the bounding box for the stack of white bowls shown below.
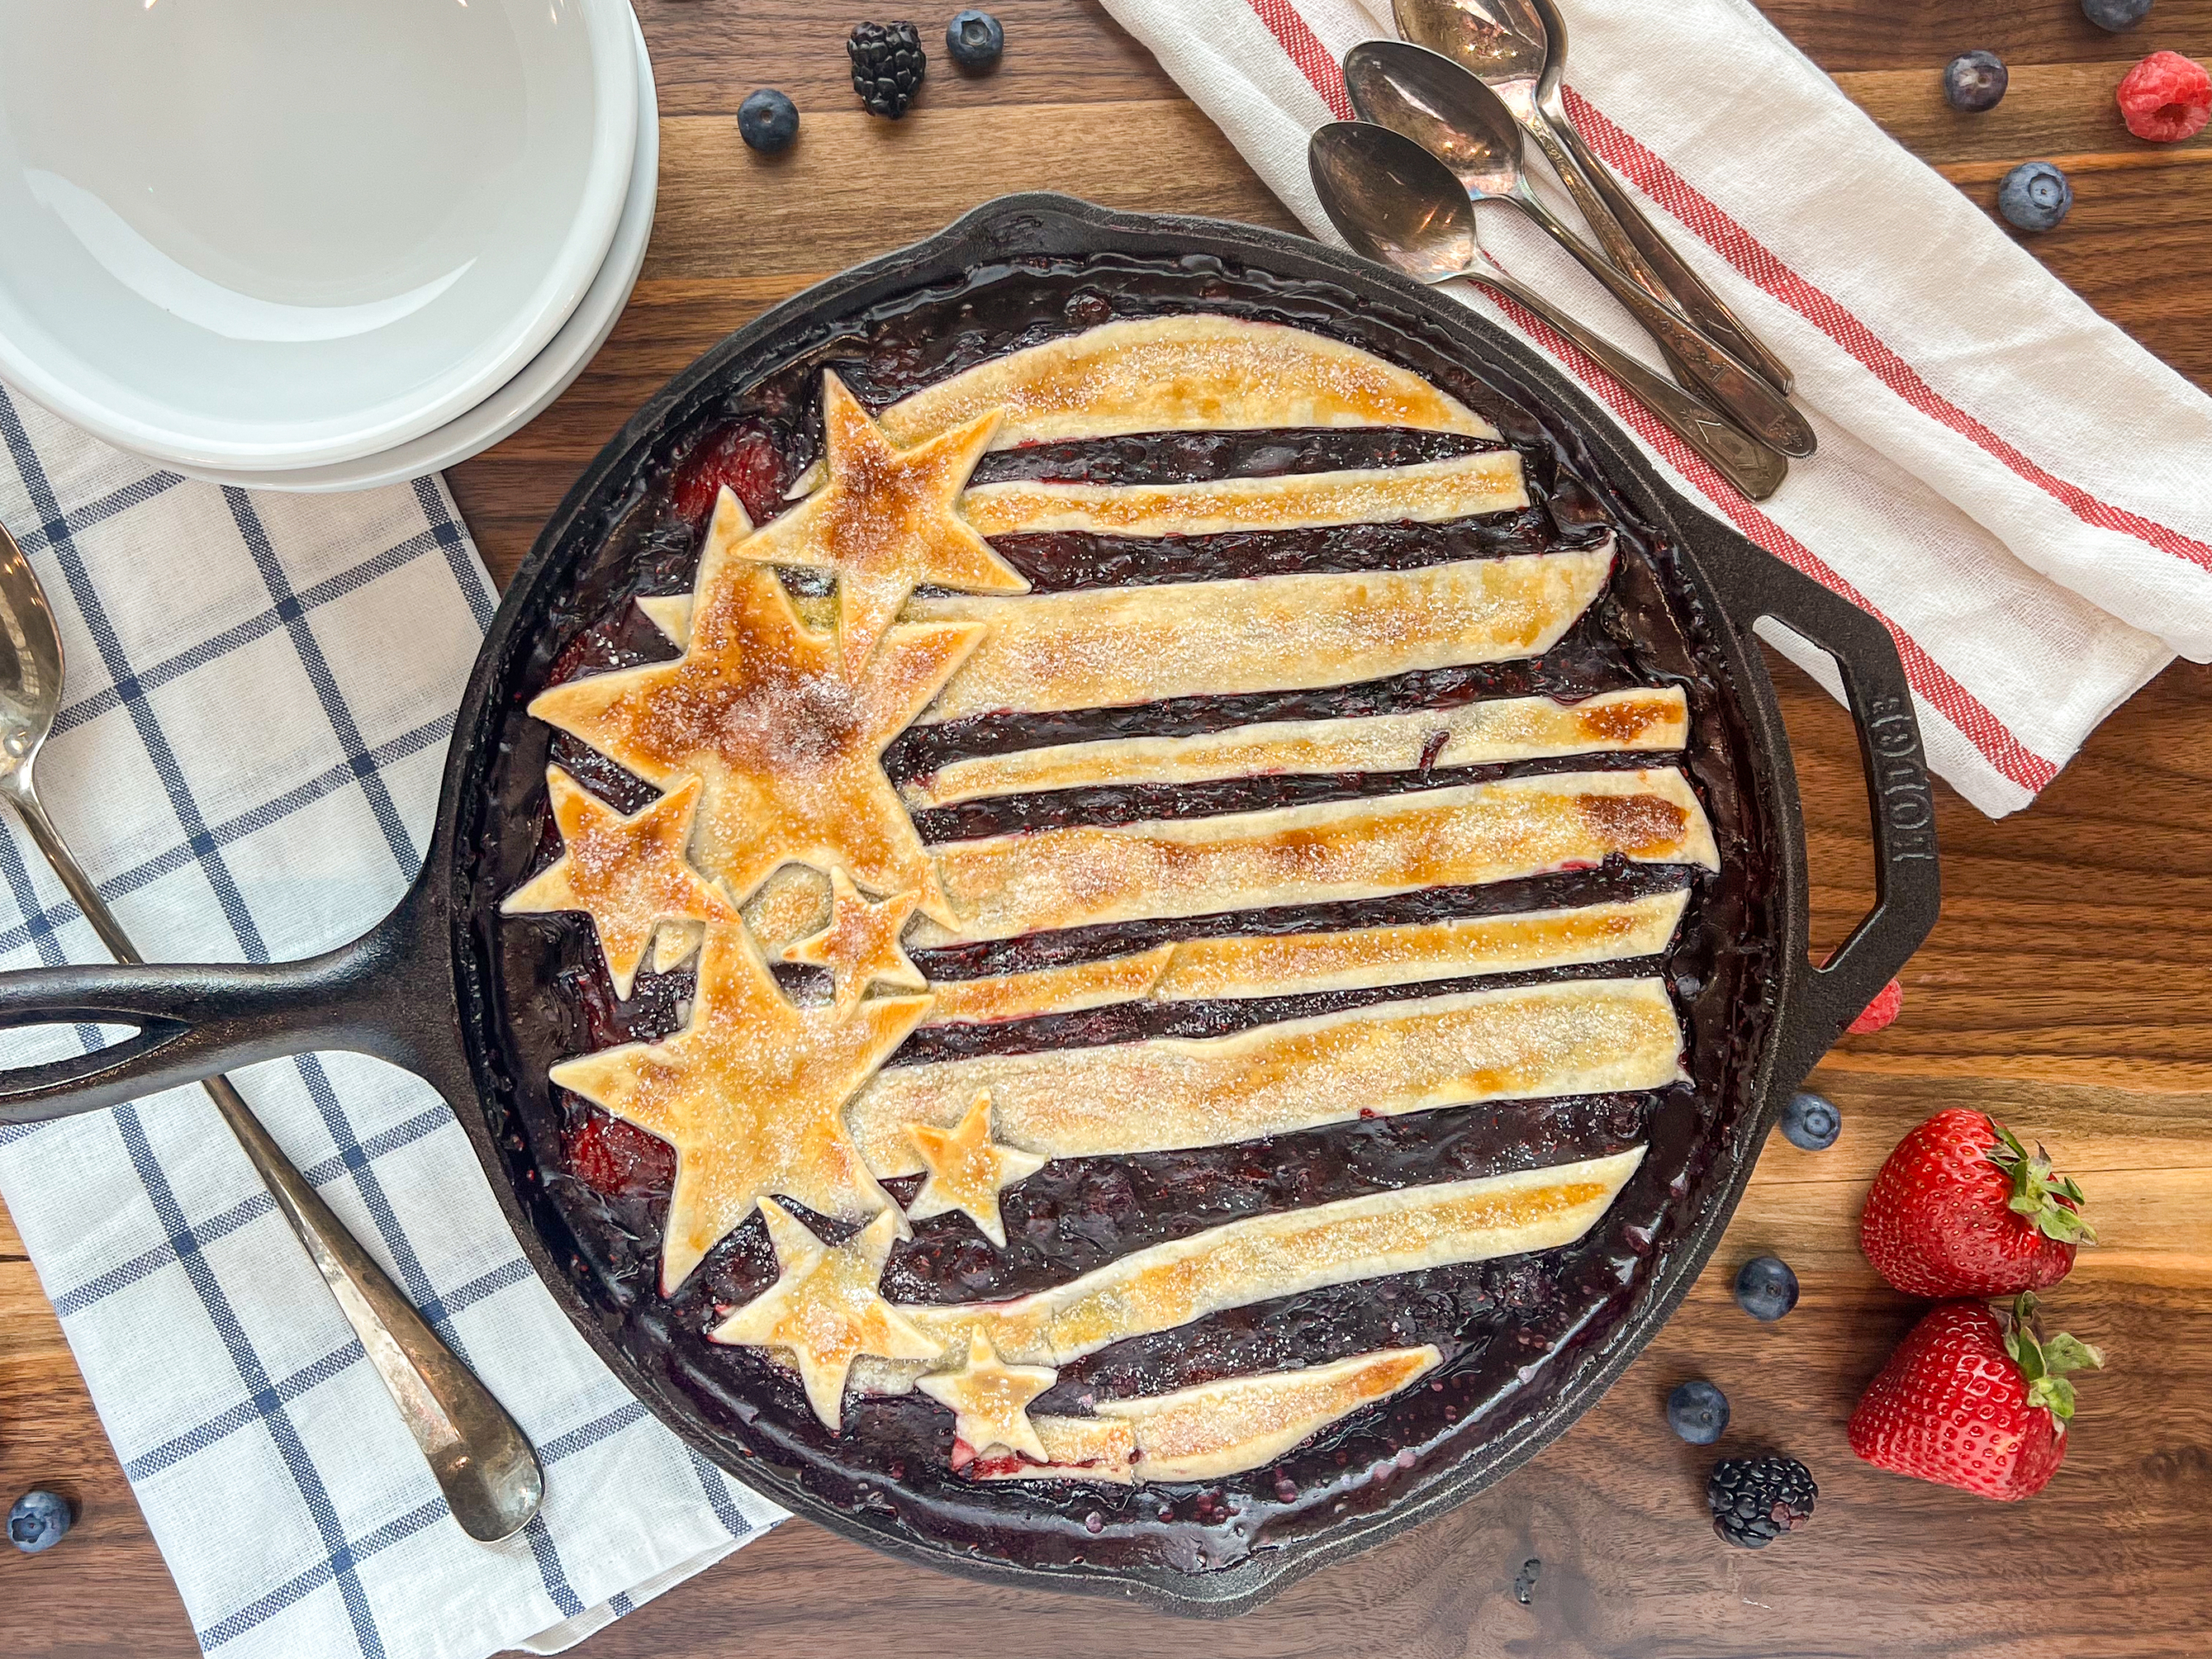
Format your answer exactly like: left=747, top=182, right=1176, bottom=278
left=0, top=0, right=656, bottom=493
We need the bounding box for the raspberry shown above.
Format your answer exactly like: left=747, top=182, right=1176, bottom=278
left=563, top=1109, right=675, bottom=1196
left=2117, top=50, right=2212, bottom=143
left=671, top=423, right=788, bottom=524
left=1847, top=976, right=1904, bottom=1034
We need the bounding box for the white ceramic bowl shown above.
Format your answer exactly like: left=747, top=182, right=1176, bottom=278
left=175, top=9, right=658, bottom=495
left=0, top=0, right=637, bottom=473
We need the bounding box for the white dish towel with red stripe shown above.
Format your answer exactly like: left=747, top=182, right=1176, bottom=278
left=1100, top=0, right=2212, bottom=816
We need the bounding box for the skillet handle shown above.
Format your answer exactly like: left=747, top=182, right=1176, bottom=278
left=0, top=883, right=442, bottom=1127
left=1717, top=546, right=1942, bottom=1096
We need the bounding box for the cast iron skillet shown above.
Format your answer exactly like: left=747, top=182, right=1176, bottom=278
left=0, top=195, right=1937, bottom=1614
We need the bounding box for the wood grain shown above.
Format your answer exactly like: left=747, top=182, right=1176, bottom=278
left=6, top=0, right=2212, bottom=1652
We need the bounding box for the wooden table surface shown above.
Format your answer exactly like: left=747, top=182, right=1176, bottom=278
left=6, top=1, right=2211, bottom=1653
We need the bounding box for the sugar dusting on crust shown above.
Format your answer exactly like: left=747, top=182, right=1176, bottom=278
left=851, top=982, right=1681, bottom=1173
left=959, top=451, right=1526, bottom=539
left=902, top=686, right=1689, bottom=807
left=912, top=544, right=1615, bottom=725
left=915, top=767, right=1718, bottom=944
left=882, top=1150, right=1645, bottom=1369
left=879, top=315, right=1499, bottom=448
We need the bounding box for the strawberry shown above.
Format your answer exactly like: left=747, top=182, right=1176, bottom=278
left=1849, top=1293, right=2103, bottom=1500
left=1859, top=1109, right=2092, bottom=1297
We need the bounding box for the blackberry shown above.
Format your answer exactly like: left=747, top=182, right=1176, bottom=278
left=1707, top=1455, right=1816, bottom=1548
left=849, top=21, right=926, bottom=118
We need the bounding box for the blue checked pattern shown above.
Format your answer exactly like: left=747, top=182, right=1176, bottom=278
left=0, top=386, right=784, bottom=1659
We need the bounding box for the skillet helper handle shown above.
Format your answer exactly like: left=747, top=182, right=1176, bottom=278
left=1731, top=558, right=1942, bottom=1095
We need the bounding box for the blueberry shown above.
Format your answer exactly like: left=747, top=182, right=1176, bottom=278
left=1943, top=50, right=2008, bottom=112
left=1778, top=1089, right=1841, bottom=1151
left=1733, top=1255, right=1799, bottom=1322
left=8, top=1490, right=71, bottom=1554
left=2082, top=0, right=2152, bottom=30
left=1998, top=162, right=2073, bottom=233
left=738, top=88, right=800, bottom=155
left=1667, top=1379, right=1731, bottom=1445
left=945, top=9, right=1004, bottom=69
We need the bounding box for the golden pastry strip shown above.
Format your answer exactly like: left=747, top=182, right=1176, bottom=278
left=919, top=893, right=1688, bottom=1026
left=910, top=546, right=1611, bottom=724
left=923, top=946, right=1178, bottom=1025
left=978, top=1347, right=1441, bottom=1484
left=879, top=315, right=1498, bottom=448
left=901, top=687, right=1688, bottom=807
left=914, top=768, right=1717, bottom=945
left=890, top=1150, right=1645, bottom=1368
left=851, top=979, right=1683, bottom=1175
left=958, top=452, right=1526, bottom=539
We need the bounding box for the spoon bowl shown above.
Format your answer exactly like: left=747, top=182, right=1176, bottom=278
left=1308, top=122, right=1789, bottom=500
left=1343, top=39, right=1526, bottom=200
left=1395, top=0, right=1798, bottom=394
left=1309, top=119, right=1482, bottom=282
left=1392, top=0, right=1546, bottom=105
left=0, top=524, right=63, bottom=794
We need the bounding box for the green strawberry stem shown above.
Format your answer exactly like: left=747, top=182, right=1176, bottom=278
left=1999, top=1292, right=2106, bottom=1428
left=1986, top=1118, right=2097, bottom=1245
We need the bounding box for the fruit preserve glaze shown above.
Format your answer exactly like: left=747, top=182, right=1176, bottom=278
left=476, top=251, right=1778, bottom=1577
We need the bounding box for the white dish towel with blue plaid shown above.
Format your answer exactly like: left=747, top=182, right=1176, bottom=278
left=0, top=385, right=786, bottom=1659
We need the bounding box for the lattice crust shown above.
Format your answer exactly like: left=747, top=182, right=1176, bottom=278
left=518, top=308, right=1707, bottom=1471
left=875, top=315, right=1499, bottom=448
left=850, top=981, right=1682, bottom=1174
left=901, top=686, right=1688, bottom=807
left=913, top=768, right=1719, bottom=945
left=910, top=544, right=1614, bottom=723
left=920, top=891, right=1689, bottom=1025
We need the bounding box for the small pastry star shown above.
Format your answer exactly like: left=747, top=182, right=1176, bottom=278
left=725, top=370, right=1027, bottom=671
left=782, top=866, right=925, bottom=1015
left=500, top=769, right=734, bottom=998
left=528, top=557, right=982, bottom=922
left=710, top=1200, right=944, bottom=1432
left=906, top=1090, right=1047, bottom=1248
left=550, top=922, right=931, bottom=1293
left=917, top=1329, right=1056, bottom=1462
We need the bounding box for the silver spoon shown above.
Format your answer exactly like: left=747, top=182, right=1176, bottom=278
left=1343, top=41, right=1815, bottom=460
left=1394, top=0, right=1796, bottom=395
left=1308, top=122, right=1787, bottom=500
left=0, top=515, right=543, bottom=1545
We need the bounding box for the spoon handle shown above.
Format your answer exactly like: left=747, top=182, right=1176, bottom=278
left=1539, top=104, right=1796, bottom=396
left=0, top=777, right=545, bottom=1544
left=1509, top=188, right=1815, bottom=458
left=1464, top=267, right=1788, bottom=501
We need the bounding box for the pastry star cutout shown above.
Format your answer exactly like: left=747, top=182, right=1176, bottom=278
left=725, top=371, right=1026, bottom=671
left=782, top=866, right=925, bottom=1015
left=709, top=1200, right=944, bottom=1432
left=917, top=1330, right=1056, bottom=1462
left=906, top=1090, right=1047, bottom=1248
left=501, top=768, right=734, bottom=999
left=527, top=558, right=982, bottom=921
left=549, top=922, right=932, bottom=1294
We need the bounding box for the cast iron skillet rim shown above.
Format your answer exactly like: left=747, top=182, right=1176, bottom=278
left=438, top=194, right=1886, bottom=1615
